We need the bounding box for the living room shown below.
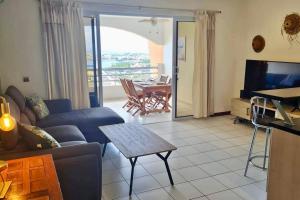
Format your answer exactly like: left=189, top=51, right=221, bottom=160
left=0, top=0, right=300, bottom=200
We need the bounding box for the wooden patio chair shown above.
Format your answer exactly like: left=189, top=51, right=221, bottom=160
left=159, top=74, right=169, bottom=84
left=151, top=78, right=172, bottom=110
left=120, top=78, right=131, bottom=108
left=126, top=79, right=146, bottom=116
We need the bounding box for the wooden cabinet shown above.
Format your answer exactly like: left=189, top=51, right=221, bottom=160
left=231, top=98, right=300, bottom=121
left=267, top=128, right=300, bottom=200
left=231, top=98, right=251, bottom=120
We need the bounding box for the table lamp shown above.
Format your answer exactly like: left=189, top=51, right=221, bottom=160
left=0, top=96, right=18, bottom=150
left=0, top=160, right=11, bottom=198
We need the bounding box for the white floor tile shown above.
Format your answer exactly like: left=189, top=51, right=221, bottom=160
left=204, top=150, right=232, bottom=161
left=218, top=157, right=246, bottom=171
left=186, top=153, right=214, bottom=165
left=191, top=143, right=218, bottom=153
left=199, top=162, right=231, bottom=176
left=191, top=177, right=228, bottom=195
left=102, top=169, right=124, bottom=185
left=232, top=183, right=267, bottom=200
left=214, top=172, right=255, bottom=189
left=176, top=166, right=209, bottom=181
left=152, top=171, right=186, bottom=187
left=168, top=157, right=194, bottom=169
left=102, top=181, right=129, bottom=200
left=142, top=161, right=166, bottom=175
left=207, top=190, right=243, bottom=200
left=120, top=165, right=149, bottom=180
left=137, top=188, right=174, bottom=200
left=164, top=182, right=204, bottom=200
left=132, top=176, right=161, bottom=194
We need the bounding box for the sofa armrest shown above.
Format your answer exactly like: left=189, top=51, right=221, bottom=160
left=55, top=154, right=101, bottom=200
left=0, top=143, right=102, bottom=200
left=44, top=99, right=72, bottom=114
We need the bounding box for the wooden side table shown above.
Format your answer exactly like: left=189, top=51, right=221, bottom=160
left=0, top=154, right=63, bottom=200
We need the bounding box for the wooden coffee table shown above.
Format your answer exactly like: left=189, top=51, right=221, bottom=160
left=99, top=123, right=177, bottom=196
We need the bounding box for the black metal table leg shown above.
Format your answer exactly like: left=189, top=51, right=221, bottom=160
left=129, top=157, right=138, bottom=196
left=102, top=143, right=107, bottom=157
left=156, top=151, right=174, bottom=185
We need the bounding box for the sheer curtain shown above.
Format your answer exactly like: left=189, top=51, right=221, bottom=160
left=192, top=11, right=216, bottom=118
left=41, top=0, right=90, bottom=109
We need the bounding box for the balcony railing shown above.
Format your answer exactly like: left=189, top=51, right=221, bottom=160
left=87, top=66, right=159, bottom=89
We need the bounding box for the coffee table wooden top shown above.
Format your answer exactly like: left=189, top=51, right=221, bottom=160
left=99, top=123, right=177, bottom=158
left=1, top=154, right=63, bottom=200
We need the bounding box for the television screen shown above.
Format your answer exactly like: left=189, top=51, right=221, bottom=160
left=244, top=60, right=300, bottom=91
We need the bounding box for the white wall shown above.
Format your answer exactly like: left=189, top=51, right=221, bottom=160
left=162, top=20, right=173, bottom=77
left=100, top=15, right=167, bottom=45
left=177, top=22, right=195, bottom=106
left=0, top=0, right=245, bottom=113
left=0, top=0, right=47, bottom=97
left=233, top=0, right=300, bottom=97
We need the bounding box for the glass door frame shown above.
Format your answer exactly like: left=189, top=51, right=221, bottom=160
left=172, top=16, right=195, bottom=120
left=84, top=14, right=104, bottom=107
left=84, top=9, right=195, bottom=119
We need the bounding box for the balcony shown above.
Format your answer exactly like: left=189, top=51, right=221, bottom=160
left=87, top=66, right=159, bottom=91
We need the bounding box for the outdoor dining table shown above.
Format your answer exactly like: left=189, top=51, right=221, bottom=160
left=133, top=81, right=172, bottom=115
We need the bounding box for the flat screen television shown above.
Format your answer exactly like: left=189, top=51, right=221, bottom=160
left=244, top=60, right=300, bottom=92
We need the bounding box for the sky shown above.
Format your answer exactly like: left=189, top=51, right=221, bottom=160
left=85, top=26, right=150, bottom=54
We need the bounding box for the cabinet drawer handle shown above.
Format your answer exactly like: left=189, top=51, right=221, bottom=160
left=246, top=108, right=250, bottom=116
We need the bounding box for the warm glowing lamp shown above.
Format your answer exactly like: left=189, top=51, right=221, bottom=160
left=0, top=97, right=14, bottom=197
left=0, top=96, right=17, bottom=150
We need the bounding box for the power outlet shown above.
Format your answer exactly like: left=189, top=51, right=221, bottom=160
left=23, top=77, right=30, bottom=82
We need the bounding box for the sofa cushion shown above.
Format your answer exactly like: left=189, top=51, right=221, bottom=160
left=26, top=95, right=50, bottom=120
left=36, top=107, right=124, bottom=143
left=23, top=107, right=36, bottom=125
left=60, top=141, right=87, bottom=147
left=18, top=123, right=61, bottom=150
left=44, top=125, right=86, bottom=143
left=5, top=86, right=26, bottom=111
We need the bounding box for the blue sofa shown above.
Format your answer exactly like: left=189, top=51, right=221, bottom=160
left=6, top=86, right=125, bottom=144
left=0, top=86, right=125, bottom=200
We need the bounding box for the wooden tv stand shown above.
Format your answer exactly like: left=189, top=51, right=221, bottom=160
left=231, top=98, right=300, bottom=122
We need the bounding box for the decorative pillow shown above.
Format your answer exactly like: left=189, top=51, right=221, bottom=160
left=26, top=95, right=50, bottom=120
left=18, top=123, right=60, bottom=150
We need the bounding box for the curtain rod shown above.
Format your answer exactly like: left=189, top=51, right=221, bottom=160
left=37, top=0, right=222, bottom=14
left=83, top=2, right=222, bottom=14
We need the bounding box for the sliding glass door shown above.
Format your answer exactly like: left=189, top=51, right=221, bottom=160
left=83, top=16, right=102, bottom=107
left=172, top=18, right=196, bottom=119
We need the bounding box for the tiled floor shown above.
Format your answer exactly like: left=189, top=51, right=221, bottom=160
left=101, top=115, right=268, bottom=200
left=104, top=99, right=172, bottom=124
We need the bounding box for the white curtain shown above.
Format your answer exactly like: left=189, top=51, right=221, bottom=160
left=192, top=11, right=216, bottom=118
left=41, top=0, right=90, bottom=109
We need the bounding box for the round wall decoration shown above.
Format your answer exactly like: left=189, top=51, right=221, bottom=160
left=252, top=35, right=265, bottom=53
left=281, top=13, right=300, bottom=43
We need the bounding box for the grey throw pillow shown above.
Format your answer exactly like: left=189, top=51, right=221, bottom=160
left=26, top=95, right=50, bottom=120
left=18, top=123, right=60, bottom=150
